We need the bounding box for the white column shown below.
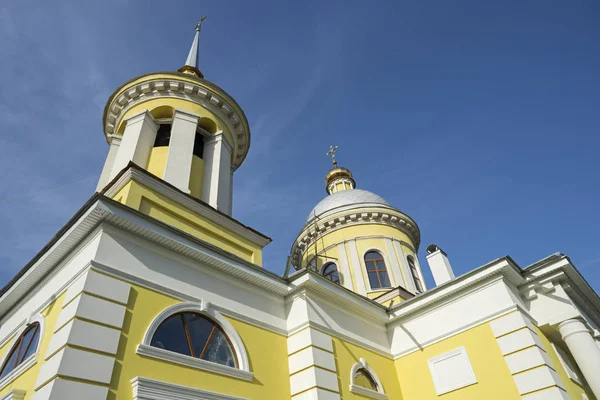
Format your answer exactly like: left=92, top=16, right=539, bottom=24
left=111, top=111, right=158, bottom=180
left=96, top=135, right=121, bottom=192
left=384, top=238, right=404, bottom=288
left=559, top=318, right=600, bottom=398
left=163, top=110, right=199, bottom=193
left=201, top=132, right=233, bottom=215
left=228, top=171, right=234, bottom=215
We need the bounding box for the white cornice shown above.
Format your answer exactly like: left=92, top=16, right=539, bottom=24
left=131, top=376, right=248, bottom=400
left=105, top=77, right=249, bottom=170
left=388, top=259, right=523, bottom=322
left=292, top=207, right=420, bottom=265
left=103, top=166, right=271, bottom=248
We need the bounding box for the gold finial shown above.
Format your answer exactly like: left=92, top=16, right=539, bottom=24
left=326, top=145, right=339, bottom=168
left=195, top=15, right=207, bottom=32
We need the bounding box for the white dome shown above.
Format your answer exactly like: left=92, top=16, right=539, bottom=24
left=307, top=189, right=390, bottom=222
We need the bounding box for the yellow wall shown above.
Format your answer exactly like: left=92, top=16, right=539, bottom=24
left=147, top=147, right=168, bottom=179
left=394, top=322, right=521, bottom=399
left=110, top=180, right=263, bottom=265
left=301, top=222, right=417, bottom=294
left=536, top=328, right=596, bottom=399
left=110, top=283, right=290, bottom=399
left=189, top=155, right=204, bottom=199
left=0, top=294, right=64, bottom=399
left=333, top=336, right=404, bottom=400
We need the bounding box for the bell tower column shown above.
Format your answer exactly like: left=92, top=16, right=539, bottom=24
left=201, top=133, right=233, bottom=214
left=111, top=111, right=159, bottom=180
left=96, top=134, right=121, bottom=191
left=163, top=110, right=200, bottom=193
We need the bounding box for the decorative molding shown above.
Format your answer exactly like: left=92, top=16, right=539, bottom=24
left=0, top=389, right=26, bottom=400
left=104, top=76, right=249, bottom=170
left=0, top=356, right=37, bottom=391
left=138, top=301, right=253, bottom=381
left=349, top=385, right=388, bottom=400
left=136, top=345, right=253, bottom=381
left=349, top=358, right=388, bottom=400
left=131, top=376, right=248, bottom=400
left=89, top=262, right=288, bottom=336
left=427, top=347, right=477, bottom=395
left=292, top=208, right=420, bottom=266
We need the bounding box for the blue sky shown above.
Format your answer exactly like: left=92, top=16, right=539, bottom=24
left=0, top=1, right=598, bottom=292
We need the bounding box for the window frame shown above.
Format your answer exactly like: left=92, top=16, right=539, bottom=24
left=321, top=262, right=341, bottom=285
left=349, top=358, right=388, bottom=400
left=363, top=250, right=392, bottom=290
left=137, top=301, right=252, bottom=381
left=151, top=311, right=237, bottom=368
left=0, top=314, right=44, bottom=389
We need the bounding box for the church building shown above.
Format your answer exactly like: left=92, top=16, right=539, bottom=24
left=0, top=20, right=598, bottom=400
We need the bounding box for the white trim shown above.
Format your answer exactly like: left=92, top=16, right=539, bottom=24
left=138, top=302, right=253, bottom=381
left=361, top=247, right=395, bottom=291
left=131, top=376, right=248, bottom=400
left=136, top=345, right=252, bottom=381
left=90, top=262, right=287, bottom=336
left=349, top=358, right=388, bottom=399
left=0, top=314, right=44, bottom=390
left=0, top=389, right=25, bottom=400
left=427, top=346, right=477, bottom=395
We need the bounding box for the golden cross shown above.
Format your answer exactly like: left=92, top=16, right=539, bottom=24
left=195, top=15, right=207, bottom=32
left=326, top=145, right=339, bottom=168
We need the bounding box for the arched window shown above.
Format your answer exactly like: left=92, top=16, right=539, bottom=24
left=151, top=312, right=236, bottom=368
left=407, top=256, right=423, bottom=292
left=350, top=358, right=387, bottom=399
left=364, top=251, right=391, bottom=290
left=0, top=322, right=40, bottom=379
left=322, top=263, right=340, bottom=284
left=354, top=368, right=377, bottom=391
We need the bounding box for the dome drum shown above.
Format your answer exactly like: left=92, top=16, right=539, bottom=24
left=102, top=73, right=250, bottom=171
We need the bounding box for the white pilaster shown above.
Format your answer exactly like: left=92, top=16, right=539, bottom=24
left=384, top=238, right=404, bottom=289
left=336, top=243, right=353, bottom=290
left=96, top=135, right=121, bottom=192
left=559, top=318, right=600, bottom=398
left=393, top=241, right=416, bottom=293
left=287, top=328, right=340, bottom=400
left=32, top=269, right=131, bottom=400
left=346, top=239, right=367, bottom=295
left=490, top=311, right=571, bottom=399
left=111, top=111, right=158, bottom=180
left=163, top=110, right=199, bottom=193
left=201, top=132, right=233, bottom=215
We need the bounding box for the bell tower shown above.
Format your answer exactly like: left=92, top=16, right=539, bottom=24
left=96, top=17, right=250, bottom=216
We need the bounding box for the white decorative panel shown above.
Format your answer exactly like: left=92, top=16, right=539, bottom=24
left=428, top=347, right=477, bottom=395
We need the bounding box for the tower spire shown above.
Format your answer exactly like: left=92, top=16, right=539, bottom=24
left=179, top=16, right=207, bottom=78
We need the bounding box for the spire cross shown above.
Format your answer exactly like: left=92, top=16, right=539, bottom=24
left=195, top=15, right=207, bottom=32
left=326, top=145, right=339, bottom=168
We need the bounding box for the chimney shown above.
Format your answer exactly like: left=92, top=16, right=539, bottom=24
left=426, top=244, right=455, bottom=286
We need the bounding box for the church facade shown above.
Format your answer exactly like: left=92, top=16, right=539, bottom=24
left=0, top=23, right=598, bottom=400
